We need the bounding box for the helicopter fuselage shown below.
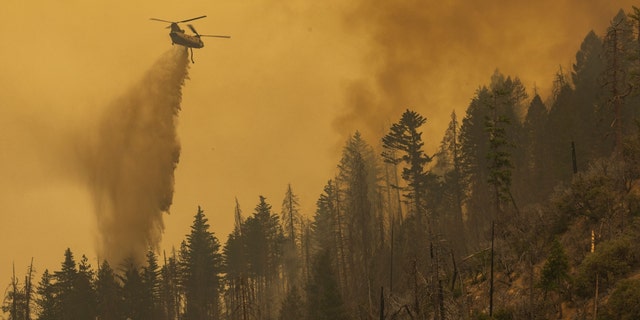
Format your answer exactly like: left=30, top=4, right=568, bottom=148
left=169, top=31, right=205, bottom=48
left=167, top=23, right=204, bottom=48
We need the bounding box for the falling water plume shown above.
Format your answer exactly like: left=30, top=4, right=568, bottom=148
left=78, top=47, right=189, bottom=265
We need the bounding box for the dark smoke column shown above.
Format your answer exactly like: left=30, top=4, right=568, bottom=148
left=80, top=47, right=189, bottom=265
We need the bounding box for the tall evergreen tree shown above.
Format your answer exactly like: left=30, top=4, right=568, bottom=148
left=120, top=258, right=145, bottom=320
left=243, top=197, right=285, bottom=320
left=35, top=270, right=56, bottom=320
left=160, top=250, right=181, bottom=320
left=281, top=184, right=302, bottom=289
left=181, top=206, right=223, bottom=320
left=142, top=249, right=162, bottom=319
left=53, top=248, right=78, bottom=320
left=520, top=94, right=550, bottom=204
left=382, top=110, right=432, bottom=217
left=337, top=132, right=377, bottom=316
left=223, top=199, right=250, bottom=320
left=95, top=261, right=122, bottom=320
left=571, top=30, right=609, bottom=162
left=435, top=110, right=466, bottom=254
left=74, top=255, right=96, bottom=319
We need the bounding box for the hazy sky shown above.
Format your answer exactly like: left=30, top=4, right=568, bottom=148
left=0, top=0, right=635, bottom=279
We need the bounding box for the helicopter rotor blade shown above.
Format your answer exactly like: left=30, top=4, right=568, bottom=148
left=188, top=24, right=199, bottom=36
left=199, top=35, right=231, bottom=39
left=150, top=18, right=174, bottom=23
left=178, top=15, right=207, bottom=23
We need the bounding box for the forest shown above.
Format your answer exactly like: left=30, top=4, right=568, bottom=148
left=5, top=7, right=640, bottom=320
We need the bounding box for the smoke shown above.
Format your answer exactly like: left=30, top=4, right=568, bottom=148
left=76, top=47, right=189, bottom=264
left=334, top=0, right=635, bottom=149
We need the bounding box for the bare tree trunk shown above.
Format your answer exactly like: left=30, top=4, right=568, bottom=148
left=11, top=262, right=17, bottom=320
left=25, top=258, right=34, bottom=320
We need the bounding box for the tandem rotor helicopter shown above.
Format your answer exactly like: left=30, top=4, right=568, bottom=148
left=150, top=15, right=230, bottom=63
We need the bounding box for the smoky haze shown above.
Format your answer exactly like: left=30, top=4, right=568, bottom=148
left=75, top=47, right=189, bottom=264
left=335, top=1, right=632, bottom=146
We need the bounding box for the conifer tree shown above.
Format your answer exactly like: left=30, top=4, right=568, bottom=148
left=382, top=110, right=432, bottom=217
left=120, top=258, right=145, bottom=320
left=281, top=184, right=302, bottom=288
left=95, top=261, right=122, bottom=320
left=243, top=197, right=285, bottom=319
left=181, top=206, right=223, bottom=320
left=142, top=249, right=162, bottom=319
left=521, top=94, right=549, bottom=204
left=53, top=248, right=78, bottom=320
left=435, top=110, right=466, bottom=254
left=223, top=199, right=251, bottom=320
left=160, top=250, right=181, bottom=320
left=74, top=255, right=96, bottom=319
left=35, top=270, right=56, bottom=320
left=539, top=239, right=570, bottom=294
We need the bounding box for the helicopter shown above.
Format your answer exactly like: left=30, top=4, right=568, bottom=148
left=150, top=15, right=230, bottom=63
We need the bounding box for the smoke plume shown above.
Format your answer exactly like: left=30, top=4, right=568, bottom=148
left=77, top=47, right=189, bottom=264
left=335, top=1, right=636, bottom=148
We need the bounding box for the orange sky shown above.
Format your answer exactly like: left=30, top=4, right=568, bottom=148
left=0, top=0, right=635, bottom=280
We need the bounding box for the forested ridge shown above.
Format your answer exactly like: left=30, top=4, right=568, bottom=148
left=6, top=7, right=640, bottom=320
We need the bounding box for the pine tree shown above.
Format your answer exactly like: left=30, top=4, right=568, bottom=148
left=243, top=197, right=285, bottom=320
left=521, top=94, right=549, bottom=204
left=160, top=250, right=180, bottom=320
left=604, top=10, right=635, bottom=153
left=53, top=248, right=78, bottom=320
left=120, top=258, right=145, bottom=320
left=74, top=255, right=96, bottom=319
left=95, top=261, right=122, bottom=320
left=281, top=184, right=302, bottom=288
left=571, top=30, right=608, bottom=162
left=282, top=184, right=301, bottom=248
left=336, top=132, right=379, bottom=315
left=435, top=110, right=466, bottom=254
left=35, top=270, right=56, bottom=320
left=312, top=180, right=348, bottom=295
left=539, top=239, right=570, bottom=294
left=382, top=110, right=432, bottom=217
left=182, top=206, right=223, bottom=320
left=142, top=249, right=162, bottom=319
left=223, top=199, right=250, bottom=320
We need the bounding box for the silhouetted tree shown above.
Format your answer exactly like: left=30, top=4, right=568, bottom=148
left=95, top=261, right=122, bottom=320
left=281, top=184, right=302, bottom=289
left=35, top=270, right=56, bottom=320
left=243, top=197, right=285, bottom=319
left=53, top=248, right=78, bottom=320
left=120, top=258, right=145, bottom=320
left=142, top=249, right=163, bottom=319
left=74, top=255, right=96, bottom=319
left=382, top=110, right=432, bottom=217
left=181, top=206, right=223, bottom=320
